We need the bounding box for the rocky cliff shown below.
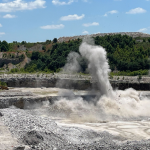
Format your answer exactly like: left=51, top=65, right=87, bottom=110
left=0, top=73, right=150, bottom=90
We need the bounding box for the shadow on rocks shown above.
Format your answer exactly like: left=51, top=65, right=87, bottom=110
left=13, top=146, right=25, bottom=150
left=0, top=112, right=3, bottom=116
left=22, top=130, right=44, bottom=146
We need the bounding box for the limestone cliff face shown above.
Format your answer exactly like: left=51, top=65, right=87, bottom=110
left=0, top=75, right=150, bottom=91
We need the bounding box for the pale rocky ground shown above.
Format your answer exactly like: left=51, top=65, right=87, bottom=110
left=0, top=88, right=150, bottom=149
left=0, top=117, right=19, bottom=150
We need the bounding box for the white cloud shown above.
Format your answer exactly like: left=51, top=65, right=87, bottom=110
left=138, top=27, right=150, bottom=32
left=52, top=0, right=74, bottom=5
left=94, top=32, right=100, bottom=34
left=82, top=30, right=89, bottom=34
left=40, top=24, right=64, bottom=29
left=60, top=14, right=85, bottom=21
left=83, top=22, right=99, bottom=27
left=126, top=7, right=146, bottom=14
left=0, top=0, right=46, bottom=12
left=104, top=10, right=118, bottom=17
left=0, top=24, right=2, bottom=27
left=3, top=14, right=16, bottom=18
left=109, top=10, right=118, bottom=14
left=138, top=28, right=147, bottom=32
left=0, top=32, right=5, bottom=36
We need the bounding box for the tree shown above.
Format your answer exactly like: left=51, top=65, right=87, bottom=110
left=2, top=40, right=9, bottom=51
left=148, top=38, right=150, bottom=43
left=19, top=54, right=25, bottom=60
left=31, top=51, right=40, bottom=60
left=42, top=46, right=46, bottom=51
left=53, top=38, right=57, bottom=43
left=21, top=41, right=26, bottom=44
left=46, top=40, right=51, bottom=44
left=1, top=45, right=8, bottom=52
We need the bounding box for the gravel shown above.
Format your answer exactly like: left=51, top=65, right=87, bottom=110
left=0, top=108, right=150, bottom=150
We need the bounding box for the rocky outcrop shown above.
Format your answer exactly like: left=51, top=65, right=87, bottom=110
left=0, top=91, right=48, bottom=109
left=18, top=44, right=42, bottom=51
left=0, top=58, right=22, bottom=67
left=58, top=32, right=150, bottom=42
left=0, top=73, right=150, bottom=90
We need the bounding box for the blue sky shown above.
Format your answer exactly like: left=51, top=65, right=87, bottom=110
left=0, top=0, right=149, bottom=43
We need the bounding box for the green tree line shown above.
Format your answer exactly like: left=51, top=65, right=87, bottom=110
left=94, top=35, right=150, bottom=71
left=2, top=35, right=150, bottom=74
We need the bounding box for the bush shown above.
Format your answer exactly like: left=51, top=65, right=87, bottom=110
left=0, top=81, right=7, bottom=87
left=11, top=54, right=15, bottom=58
left=42, top=46, right=46, bottom=51
left=19, top=54, right=25, bottom=60
left=3, top=53, right=7, bottom=58
left=138, top=75, right=142, bottom=80
left=10, top=68, right=19, bottom=73
left=143, top=39, right=146, bottom=42
left=26, top=52, right=32, bottom=58
left=110, top=69, right=148, bottom=76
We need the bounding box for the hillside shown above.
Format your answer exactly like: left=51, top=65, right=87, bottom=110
left=58, top=32, right=150, bottom=43
left=0, top=32, right=150, bottom=75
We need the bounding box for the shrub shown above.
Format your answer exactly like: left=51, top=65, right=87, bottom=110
left=3, top=53, right=7, bottom=58
left=19, top=54, right=25, bottom=60
left=0, top=81, right=7, bottom=87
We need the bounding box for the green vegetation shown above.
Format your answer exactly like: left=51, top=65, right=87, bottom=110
left=0, top=80, right=8, bottom=90
left=1, top=34, right=150, bottom=76
left=110, top=69, right=148, bottom=76
left=0, top=81, right=7, bottom=87
left=24, top=39, right=82, bottom=72
left=94, top=35, right=150, bottom=72
left=0, top=41, right=9, bottom=52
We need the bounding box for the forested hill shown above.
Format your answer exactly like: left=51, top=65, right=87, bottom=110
left=1, top=33, right=150, bottom=75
